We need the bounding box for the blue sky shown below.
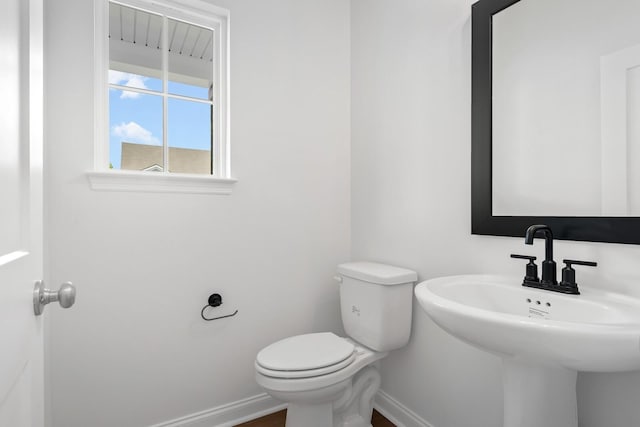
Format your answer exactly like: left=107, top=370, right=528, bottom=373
left=108, top=71, right=212, bottom=169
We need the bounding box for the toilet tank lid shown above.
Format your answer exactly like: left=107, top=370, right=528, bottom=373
left=337, top=262, right=417, bottom=285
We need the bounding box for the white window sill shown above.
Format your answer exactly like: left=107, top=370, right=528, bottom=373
left=86, top=170, right=237, bottom=194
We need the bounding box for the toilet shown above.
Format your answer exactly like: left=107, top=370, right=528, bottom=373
left=255, top=261, right=417, bottom=427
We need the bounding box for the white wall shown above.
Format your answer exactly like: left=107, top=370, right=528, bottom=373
left=351, top=1, right=640, bottom=426
left=44, top=0, right=350, bottom=426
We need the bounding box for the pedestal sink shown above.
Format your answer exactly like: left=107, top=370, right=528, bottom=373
left=414, top=275, right=640, bottom=427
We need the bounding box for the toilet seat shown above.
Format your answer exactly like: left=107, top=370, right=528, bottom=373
left=255, top=337, right=387, bottom=394
left=256, top=333, right=356, bottom=379
left=256, top=352, right=356, bottom=379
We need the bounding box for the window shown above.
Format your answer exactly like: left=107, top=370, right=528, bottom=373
left=91, top=0, right=233, bottom=193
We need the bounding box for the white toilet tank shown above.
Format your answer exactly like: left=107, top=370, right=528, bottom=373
left=337, top=262, right=417, bottom=352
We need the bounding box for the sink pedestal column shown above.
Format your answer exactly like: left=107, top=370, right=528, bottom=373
left=502, top=359, right=577, bottom=427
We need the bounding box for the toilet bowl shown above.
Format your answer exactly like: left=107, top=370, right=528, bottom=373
left=254, top=262, right=417, bottom=427
left=256, top=333, right=387, bottom=427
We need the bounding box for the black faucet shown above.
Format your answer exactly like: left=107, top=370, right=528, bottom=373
left=524, top=224, right=557, bottom=286
left=511, top=224, right=597, bottom=295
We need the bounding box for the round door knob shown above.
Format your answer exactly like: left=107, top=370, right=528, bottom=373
left=33, top=281, right=77, bottom=316
left=57, top=283, right=76, bottom=308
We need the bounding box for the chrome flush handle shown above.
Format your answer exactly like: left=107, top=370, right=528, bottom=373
left=33, top=280, right=76, bottom=316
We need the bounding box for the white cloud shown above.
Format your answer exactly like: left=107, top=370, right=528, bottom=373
left=120, top=91, right=141, bottom=99
left=108, top=70, right=149, bottom=99
left=108, top=70, right=130, bottom=85
left=112, top=121, right=160, bottom=145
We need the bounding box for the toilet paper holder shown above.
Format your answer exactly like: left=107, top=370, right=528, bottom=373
left=201, top=293, right=238, bottom=321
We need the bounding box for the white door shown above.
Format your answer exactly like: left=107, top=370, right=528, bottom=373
left=0, top=0, right=45, bottom=426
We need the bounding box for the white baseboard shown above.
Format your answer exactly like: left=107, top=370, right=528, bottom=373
left=148, top=389, right=432, bottom=427
left=148, top=393, right=286, bottom=427
left=374, top=390, right=434, bottom=427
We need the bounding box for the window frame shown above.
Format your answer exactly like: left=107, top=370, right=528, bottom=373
left=89, top=0, right=235, bottom=194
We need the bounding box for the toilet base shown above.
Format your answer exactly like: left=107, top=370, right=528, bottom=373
left=280, top=366, right=380, bottom=427
left=286, top=402, right=334, bottom=427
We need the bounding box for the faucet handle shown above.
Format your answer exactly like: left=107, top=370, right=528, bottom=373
left=510, top=254, right=539, bottom=283
left=563, top=259, right=597, bottom=268
left=510, top=254, right=536, bottom=261
left=559, top=259, right=597, bottom=294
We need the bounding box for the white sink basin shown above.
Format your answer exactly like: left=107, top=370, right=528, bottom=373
left=415, top=275, right=640, bottom=427
left=415, top=274, right=640, bottom=372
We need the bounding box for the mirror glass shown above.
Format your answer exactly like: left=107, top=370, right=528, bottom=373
left=491, top=0, right=640, bottom=217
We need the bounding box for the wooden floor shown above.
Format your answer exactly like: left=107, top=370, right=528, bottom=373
left=235, top=409, right=395, bottom=427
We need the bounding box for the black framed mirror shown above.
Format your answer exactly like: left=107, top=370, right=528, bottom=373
left=471, top=0, right=640, bottom=244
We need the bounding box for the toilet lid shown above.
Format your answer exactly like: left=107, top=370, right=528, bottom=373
left=256, top=332, right=355, bottom=372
